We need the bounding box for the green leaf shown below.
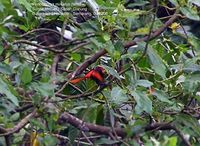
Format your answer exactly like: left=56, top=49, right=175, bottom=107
left=18, top=25, right=29, bottom=32
left=0, top=63, right=12, bottom=75
left=147, top=45, right=167, bottom=78
left=0, top=1, right=5, bottom=12
left=119, top=9, right=147, bottom=18
left=43, top=135, right=58, bottom=146
left=20, top=66, right=32, bottom=84
left=175, top=114, right=200, bottom=136
left=103, top=33, right=110, bottom=41
left=0, top=43, right=3, bottom=55
left=68, top=126, right=79, bottom=144
left=126, top=1, right=149, bottom=7
left=32, top=95, right=42, bottom=105
left=183, top=64, right=200, bottom=72
left=130, top=90, right=152, bottom=114
left=96, top=138, right=119, bottom=145
left=90, top=37, right=104, bottom=49
left=167, top=137, right=177, bottom=146
left=71, top=53, right=81, bottom=62
left=31, top=82, right=56, bottom=97
left=135, top=27, right=149, bottom=35
left=136, top=79, right=153, bottom=88
left=169, top=0, right=179, bottom=6
left=30, top=119, right=45, bottom=130
left=109, top=86, right=128, bottom=105
left=96, top=105, right=104, bottom=125
left=180, top=7, right=200, bottom=21
left=45, top=114, right=57, bottom=132
left=182, top=73, right=200, bottom=94
left=101, top=65, right=121, bottom=80
left=151, top=89, right=173, bottom=104
left=189, top=0, right=200, bottom=6
left=10, top=113, right=20, bottom=121
left=10, top=61, right=21, bottom=70
left=18, top=0, right=33, bottom=12
left=105, top=40, right=116, bottom=58
left=188, top=36, right=200, bottom=52
left=0, top=77, right=19, bottom=106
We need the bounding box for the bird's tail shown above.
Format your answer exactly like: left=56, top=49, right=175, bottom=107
left=69, top=77, right=85, bottom=84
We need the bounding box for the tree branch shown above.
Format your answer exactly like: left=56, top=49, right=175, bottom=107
left=59, top=112, right=191, bottom=146
left=0, top=109, right=37, bottom=136
left=145, top=122, right=191, bottom=146
left=10, top=104, right=34, bottom=114
left=51, top=54, right=61, bottom=77
left=58, top=112, right=126, bottom=137
left=124, top=13, right=179, bottom=48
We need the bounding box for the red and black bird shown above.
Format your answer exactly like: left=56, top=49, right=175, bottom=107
left=70, top=66, right=105, bottom=85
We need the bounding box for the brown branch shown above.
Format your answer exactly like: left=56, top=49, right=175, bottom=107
left=10, top=104, right=34, bottom=114
left=124, top=13, right=179, bottom=48
left=55, top=91, right=94, bottom=100
left=51, top=54, right=61, bottom=77
left=20, top=28, right=62, bottom=38
left=0, top=127, right=10, bottom=146
left=0, top=127, right=7, bottom=135
left=65, top=42, right=90, bottom=53
left=59, top=112, right=126, bottom=137
left=171, top=126, right=191, bottom=146
left=13, top=40, right=87, bottom=53
left=0, top=109, right=37, bottom=136
left=59, top=112, right=191, bottom=146
left=13, top=40, right=63, bottom=53
left=145, top=123, right=191, bottom=146
left=68, top=13, right=179, bottom=78
left=51, top=133, right=92, bottom=145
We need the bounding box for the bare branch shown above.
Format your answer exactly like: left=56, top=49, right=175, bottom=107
left=10, top=104, right=33, bottom=114
left=58, top=112, right=126, bottom=137
left=20, top=28, right=62, bottom=38
left=51, top=54, right=61, bottom=77
left=145, top=123, right=191, bottom=146
left=59, top=112, right=191, bottom=146
left=0, top=109, right=37, bottom=136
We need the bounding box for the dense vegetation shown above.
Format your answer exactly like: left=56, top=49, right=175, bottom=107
left=0, top=0, right=200, bottom=145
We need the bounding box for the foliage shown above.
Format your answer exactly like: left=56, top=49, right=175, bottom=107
left=0, top=0, right=200, bottom=145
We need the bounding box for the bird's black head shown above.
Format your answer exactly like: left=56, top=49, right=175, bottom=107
left=95, top=66, right=105, bottom=75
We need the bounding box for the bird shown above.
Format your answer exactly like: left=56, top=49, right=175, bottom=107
left=69, top=66, right=105, bottom=85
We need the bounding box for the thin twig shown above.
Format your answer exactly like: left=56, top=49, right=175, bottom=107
left=13, top=40, right=86, bottom=53
left=81, top=131, right=93, bottom=145
left=135, top=10, right=157, bottom=64
left=10, top=104, right=34, bottom=114
left=51, top=54, right=60, bottom=77
left=51, top=133, right=92, bottom=145
left=66, top=42, right=90, bottom=53
left=145, top=123, right=191, bottom=146
left=0, top=127, right=10, bottom=146
left=20, top=28, right=62, bottom=38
